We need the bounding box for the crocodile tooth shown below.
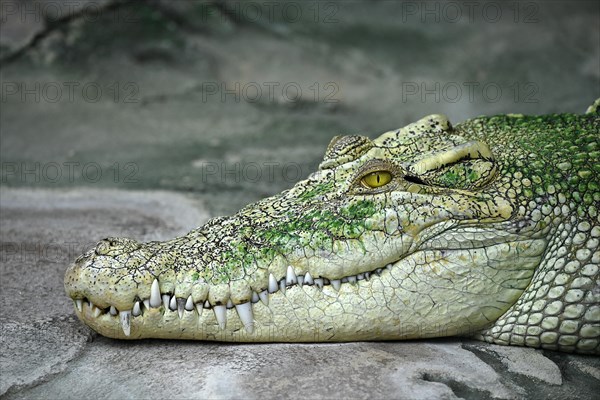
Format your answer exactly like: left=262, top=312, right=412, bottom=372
left=258, top=290, right=269, bottom=305
left=235, top=302, right=254, bottom=334
left=357, top=273, right=365, bottom=281
left=91, top=304, right=102, bottom=318
left=304, top=272, right=314, bottom=285
left=347, top=276, right=357, bottom=284
left=132, top=301, right=141, bottom=317
left=162, top=294, right=170, bottom=309
left=177, top=298, right=186, bottom=318
left=268, top=274, right=279, bottom=293
left=364, top=272, right=371, bottom=280
left=204, top=300, right=211, bottom=308
left=279, top=280, right=286, bottom=295
left=251, top=292, right=260, bottom=303
left=286, top=265, right=297, bottom=286
left=120, top=310, right=131, bottom=336
left=385, top=263, right=392, bottom=270
left=323, top=278, right=330, bottom=285
left=331, top=279, right=341, bottom=291
left=195, top=303, right=203, bottom=316
left=169, top=296, right=177, bottom=311
left=75, top=299, right=83, bottom=312
left=150, top=279, right=161, bottom=307
left=297, top=275, right=304, bottom=287
left=213, top=305, right=227, bottom=329
left=143, top=299, right=150, bottom=309
left=375, top=268, right=383, bottom=275
left=185, top=295, right=194, bottom=311
left=341, top=277, right=348, bottom=283
left=110, top=305, right=118, bottom=316
left=226, top=299, right=234, bottom=309
left=314, top=278, right=324, bottom=289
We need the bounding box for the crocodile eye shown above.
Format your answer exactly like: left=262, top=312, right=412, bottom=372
left=361, top=171, right=392, bottom=189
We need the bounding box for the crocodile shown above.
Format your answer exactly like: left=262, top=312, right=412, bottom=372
left=65, top=99, right=600, bottom=354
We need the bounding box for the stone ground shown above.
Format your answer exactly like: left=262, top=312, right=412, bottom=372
left=1, top=1, right=599, bottom=399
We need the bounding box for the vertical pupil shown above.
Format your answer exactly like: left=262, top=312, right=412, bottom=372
left=376, top=174, right=380, bottom=183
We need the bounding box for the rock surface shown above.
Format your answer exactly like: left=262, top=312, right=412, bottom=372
left=1, top=188, right=599, bottom=399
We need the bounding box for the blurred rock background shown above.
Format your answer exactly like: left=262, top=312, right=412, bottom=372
left=2, top=0, right=598, bottom=215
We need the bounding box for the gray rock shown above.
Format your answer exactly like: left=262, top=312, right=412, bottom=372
left=0, top=188, right=206, bottom=396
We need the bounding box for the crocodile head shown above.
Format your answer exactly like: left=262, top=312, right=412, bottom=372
left=65, top=114, right=552, bottom=341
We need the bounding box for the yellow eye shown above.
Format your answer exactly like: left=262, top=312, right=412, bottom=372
left=361, top=171, right=392, bottom=189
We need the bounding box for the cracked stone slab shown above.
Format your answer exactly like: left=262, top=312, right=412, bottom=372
left=484, top=345, right=563, bottom=385
left=0, top=316, right=93, bottom=396
left=0, top=188, right=207, bottom=396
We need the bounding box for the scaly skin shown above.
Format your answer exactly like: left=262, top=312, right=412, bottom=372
left=65, top=100, right=600, bottom=354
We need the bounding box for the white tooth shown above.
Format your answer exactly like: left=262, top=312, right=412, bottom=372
left=195, top=303, right=204, bottom=316
left=213, top=305, right=227, bottom=329
left=347, top=276, right=357, bottom=284
left=286, top=265, right=297, bottom=285
left=341, top=277, right=348, bottom=283
left=297, top=275, right=304, bottom=287
left=75, top=299, right=83, bottom=312
left=227, top=299, right=234, bottom=309
left=110, top=305, right=118, bottom=316
left=162, top=294, right=170, bottom=309
left=204, top=300, right=211, bottom=308
left=279, top=280, right=286, bottom=295
left=385, top=263, right=392, bottom=270
left=365, top=272, right=371, bottom=280
left=177, top=298, right=186, bottom=318
left=120, top=310, right=131, bottom=336
left=268, top=273, right=279, bottom=293
left=91, top=305, right=101, bottom=318
left=251, top=292, right=260, bottom=303
left=185, top=295, right=194, bottom=311
left=259, top=290, right=269, bottom=305
left=132, top=301, right=141, bottom=317
left=375, top=268, right=383, bottom=275
left=143, top=299, right=150, bottom=309
left=150, top=279, right=161, bottom=308
left=304, top=272, right=314, bottom=285
left=169, top=295, right=177, bottom=311
left=357, top=273, right=365, bottom=281
left=235, top=302, right=254, bottom=334
left=331, top=279, right=341, bottom=291
left=314, top=278, right=324, bottom=289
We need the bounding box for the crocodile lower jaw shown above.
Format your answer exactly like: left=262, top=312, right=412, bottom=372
left=72, top=262, right=395, bottom=338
